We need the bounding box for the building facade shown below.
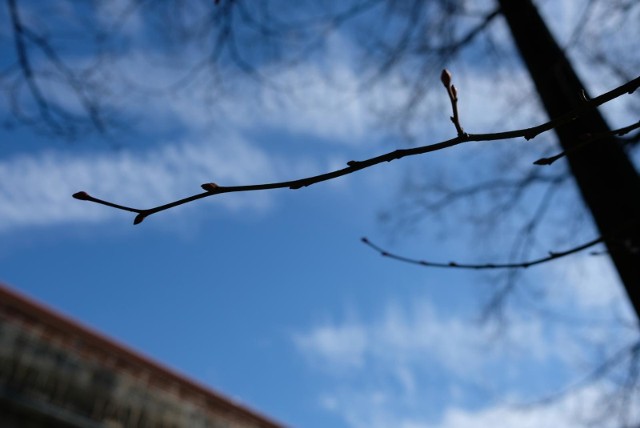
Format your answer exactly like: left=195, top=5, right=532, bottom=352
left=0, top=284, right=284, bottom=428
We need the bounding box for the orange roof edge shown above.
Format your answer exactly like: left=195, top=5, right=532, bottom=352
left=0, top=282, right=286, bottom=428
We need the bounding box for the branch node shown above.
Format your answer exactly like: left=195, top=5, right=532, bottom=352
left=201, top=182, right=220, bottom=192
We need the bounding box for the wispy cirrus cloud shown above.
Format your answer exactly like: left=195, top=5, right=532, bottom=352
left=0, top=133, right=299, bottom=231
left=319, top=383, right=632, bottom=428
left=294, top=299, right=564, bottom=379
left=293, top=292, right=636, bottom=428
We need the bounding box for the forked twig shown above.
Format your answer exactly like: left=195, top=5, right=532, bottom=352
left=534, top=119, right=640, bottom=165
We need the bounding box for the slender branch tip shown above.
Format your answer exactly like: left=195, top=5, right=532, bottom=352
left=533, top=158, right=550, bottom=165
left=72, top=191, right=91, bottom=201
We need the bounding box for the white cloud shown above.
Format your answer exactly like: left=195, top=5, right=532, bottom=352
left=206, top=33, right=393, bottom=147
left=324, top=383, right=632, bottom=428
left=293, top=294, right=637, bottom=428
left=433, top=386, right=615, bottom=428
left=539, top=253, right=633, bottom=318
left=294, top=323, right=367, bottom=371
left=0, top=134, right=294, bottom=230
left=294, top=299, right=563, bottom=381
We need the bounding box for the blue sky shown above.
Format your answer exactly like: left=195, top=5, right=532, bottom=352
left=1, top=1, right=639, bottom=427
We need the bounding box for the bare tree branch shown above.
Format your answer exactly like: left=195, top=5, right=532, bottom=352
left=621, top=129, right=640, bottom=147
left=73, top=74, right=640, bottom=225
left=534, top=120, right=640, bottom=165
left=5, top=0, right=111, bottom=138
left=516, top=339, right=640, bottom=416
left=479, top=174, right=566, bottom=317
left=360, top=236, right=603, bottom=270
left=414, top=7, right=500, bottom=56
left=8, top=0, right=62, bottom=134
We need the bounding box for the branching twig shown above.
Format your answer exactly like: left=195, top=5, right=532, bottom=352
left=620, top=129, right=640, bottom=147
left=516, top=339, right=640, bottom=409
left=480, top=176, right=564, bottom=318
left=7, top=0, right=107, bottom=137
left=534, top=120, right=640, bottom=165
left=360, top=236, right=603, bottom=270
left=73, top=74, right=640, bottom=225
left=8, top=0, right=61, bottom=134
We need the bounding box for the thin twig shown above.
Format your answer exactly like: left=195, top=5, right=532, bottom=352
left=440, top=69, right=466, bottom=136
left=8, top=0, right=62, bottom=134
left=73, top=75, right=640, bottom=225
left=534, top=120, right=640, bottom=165
left=360, top=236, right=603, bottom=270
left=516, top=340, right=640, bottom=409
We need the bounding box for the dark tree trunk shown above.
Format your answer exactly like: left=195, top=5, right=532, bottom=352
left=497, top=0, right=640, bottom=319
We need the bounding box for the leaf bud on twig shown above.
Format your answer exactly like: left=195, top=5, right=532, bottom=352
left=72, top=191, right=91, bottom=200
left=441, top=69, right=452, bottom=88
left=201, top=182, right=220, bottom=192
left=133, top=213, right=146, bottom=225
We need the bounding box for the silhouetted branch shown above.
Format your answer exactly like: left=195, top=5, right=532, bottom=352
left=384, top=168, right=569, bottom=238
left=415, top=7, right=500, bottom=56
left=6, top=0, right=107, bottom=138
left=480, top=177, right=566, bottom=318
left=73, top=74, right=640, bottom=225
left=8, top=0, right=60, bottom=134
left=360, top=236, right=603, bottom=270
left=621, top=129, right=640, bottom=147
left=534, top=120, right=640, bottom=165
left=517, top=339, right=640, bottom=412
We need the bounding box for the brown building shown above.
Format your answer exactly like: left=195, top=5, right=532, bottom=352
left=0, top=283, right=285, bottom=428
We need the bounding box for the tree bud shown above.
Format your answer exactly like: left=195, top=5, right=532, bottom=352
left=440, top=69, right=452, bottom=87
left=72, top=191, right=91, bottom=200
